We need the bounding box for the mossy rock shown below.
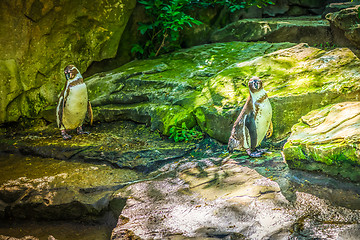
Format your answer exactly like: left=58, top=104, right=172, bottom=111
left=83, top=41, right=296, bottom=142
left=283, top=102, right=360, bottom=182
left=42, top=42, right=360, bottom=145
left=0, top=0, right=136, bottom=124
left=210, top=16, right=332, bottom=46
left=196, top=43, right=360, bottom=142
left=326, top=5, right=360, bottom=48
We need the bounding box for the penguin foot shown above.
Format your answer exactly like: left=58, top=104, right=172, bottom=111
left=61, top=130, right=72, bottom=140
left=246, top=149, right=266, bottom=158
left=77, top=126, right=90, bottom=135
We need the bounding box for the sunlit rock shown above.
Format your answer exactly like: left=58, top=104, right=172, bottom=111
left=196, top=43, right=360, bottom=142
left=283, top=102, right=360, bottom=182
left=111, top=162, right=291, bottom=239
left=111, top=159, right=360, bottom=239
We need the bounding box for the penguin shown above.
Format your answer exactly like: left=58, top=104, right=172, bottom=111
left=228, top=76, right=272, bottom=157
left=56, top=65, right=93, bottom=140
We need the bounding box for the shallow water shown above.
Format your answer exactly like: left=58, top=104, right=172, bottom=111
left=0, top=220, right=111, bottom=240
left=0, top=152, right=145, bottom=240
left=0, top=152, right=143, bottom=187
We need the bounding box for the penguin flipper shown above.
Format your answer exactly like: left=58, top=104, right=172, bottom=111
left=87, top=100, right=93, bottom=125
left=245, top=112, right=257, bottom=150
left=57, top=96, right=65, bottom=129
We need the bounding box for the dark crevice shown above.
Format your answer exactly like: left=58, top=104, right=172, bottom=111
left=23, top=14, right=36, bottom=23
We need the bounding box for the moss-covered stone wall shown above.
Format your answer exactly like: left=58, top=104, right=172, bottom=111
left=0, top=0, right=136, bottom=124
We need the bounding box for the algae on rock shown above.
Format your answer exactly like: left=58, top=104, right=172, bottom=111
left=283, top=102, right=360, bottom=182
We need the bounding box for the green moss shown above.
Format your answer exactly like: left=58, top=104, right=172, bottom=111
left=284, top=139, right=360, bottom=182
left=194, top=107, right=206, bottom=124
left=193, top=107, right=214, bottom=137
left=153, top=105, right=196, bottom=135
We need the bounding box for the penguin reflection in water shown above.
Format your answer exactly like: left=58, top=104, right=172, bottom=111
left=56, top=65, right=93, bottom=140
left=228, top=77, right=273, bottom=157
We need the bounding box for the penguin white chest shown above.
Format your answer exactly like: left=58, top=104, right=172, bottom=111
left=63, top=83, right=88, bottom=130
left=252, top=90, right=272, bottom=147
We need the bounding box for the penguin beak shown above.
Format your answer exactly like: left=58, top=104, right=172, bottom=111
left=253, top=80, right=259, bottom=89
left=65, top=71, right=70, bottom=80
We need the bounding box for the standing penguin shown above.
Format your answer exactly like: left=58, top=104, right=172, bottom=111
left=56, top=65, right=93, bottom=140
left=228, top=76, right=272, bottom=157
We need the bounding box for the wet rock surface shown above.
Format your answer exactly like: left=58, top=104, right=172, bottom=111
left=111, top=151, right=360, bottom=240
left=0, top=121, right=195, bottom=171
left=0, top=153, right=134, bottom=220
left=1, top=123, right=360, bottom=239
left=283, top=102, right=360, bottom=182
left=0, top=152, right=131, bottom=239
left=0, top=220, right=110, bottom=240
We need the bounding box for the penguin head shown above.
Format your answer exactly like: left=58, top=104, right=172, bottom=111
left=248, top=76, right=263, bottom=93
left=64, top=65, right=79, bottom=80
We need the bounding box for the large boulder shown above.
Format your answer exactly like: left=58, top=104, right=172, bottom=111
left=283, top=102, right=360, bottom=182
left=6, top=42, right=359, bottom=149
left=196, top=43, right=360, bottom=142
left=326, top=5, right=360, bottom=48
left=0, top=0, right=136, bottom=124
left=322, top=1, right=360, bottom=18
left=111, top=158, right=360, bottom=239
left=42, top=42, right=360, bottom=144
left=82, top=41, right=296, bottom=141
left=210, top=16, right=333, bottom=46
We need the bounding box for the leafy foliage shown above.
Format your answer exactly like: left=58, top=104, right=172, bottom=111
left=192, top=0, right=274, bottom=12
left=132, top=0, right=202, bottom=58
left=313, top=42, right=337, bottom=51
left=169, top=122, right=204, bottom=142
left=133, top=0, right=274, bottom=58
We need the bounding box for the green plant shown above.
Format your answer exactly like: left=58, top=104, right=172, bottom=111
left=169, top=122, right=204, bottom=142
left=201, top=0, right=274, bottom=12
left=132, top=0, right=202, bottom=58
left=133, top=0, right=274, bottom=58
left=313, top=42, right=337, bottom=50
left=189, top=0, right=274, bottom=12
